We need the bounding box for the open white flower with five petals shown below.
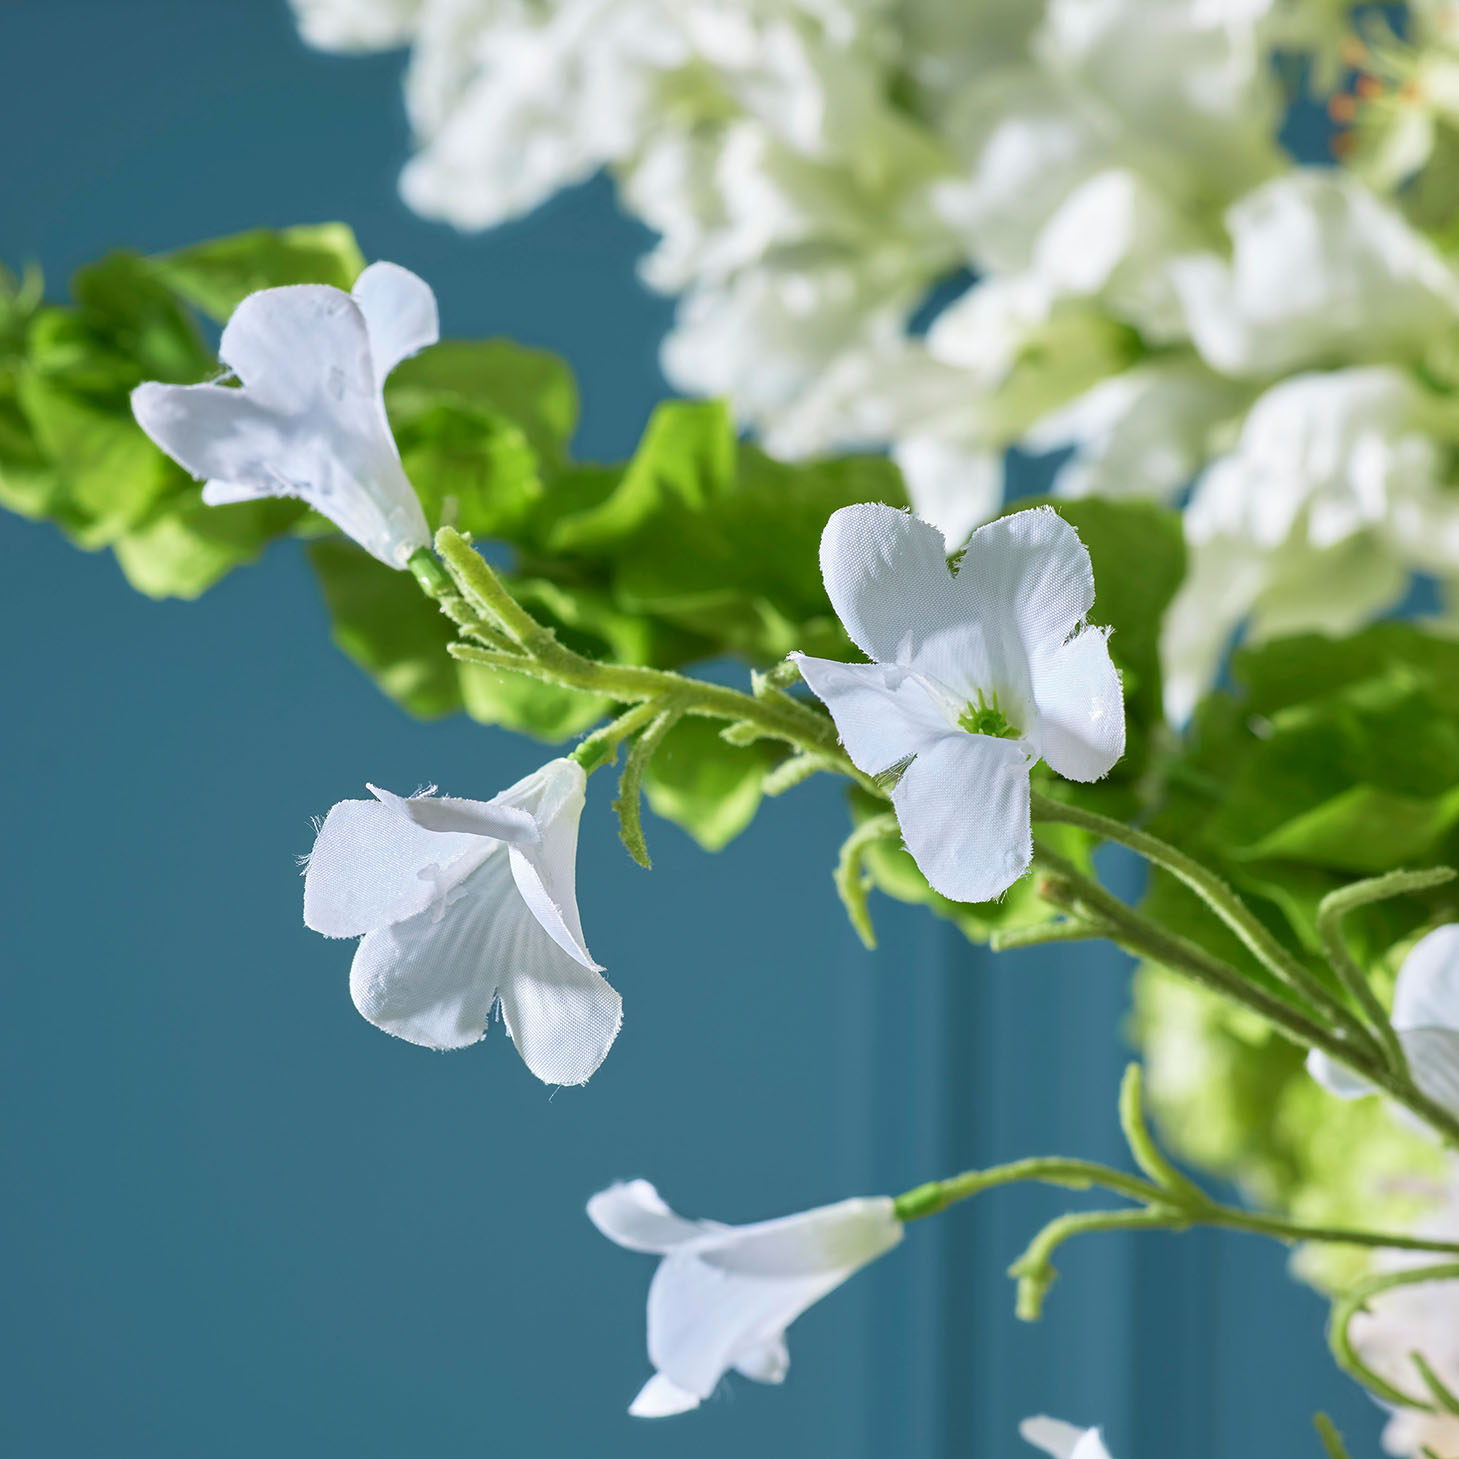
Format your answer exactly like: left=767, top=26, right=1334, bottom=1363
left=1309, top=924, right=1459, bottom=1124
left=588, top=1179, right=902, bottom=1417
left=303, top=758, right=621, bottom=1086
left=131, top=261, right=436, bottom=568
left=793, top=503, right=1124, bottom=904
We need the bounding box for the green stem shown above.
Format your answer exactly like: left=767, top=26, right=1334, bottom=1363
left=1030, top=791, right=1374, bottom=1049
left=1329, top=1263, right=1459, bottom=1410
left=1032, top=847, right=1365, bottom=1074
left=1316, top=867, right=1456, bottom=1077
left=988, top=917, right=1115, bottom=951
left=834, top=813, right=899, bottom=950
left=570, top=700, right=665, bottom=775
left=613, top=705, right=683, bottom=870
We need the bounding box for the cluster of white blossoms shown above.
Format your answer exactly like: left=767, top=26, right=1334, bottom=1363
left=291, top=0, right=1459, bottom=719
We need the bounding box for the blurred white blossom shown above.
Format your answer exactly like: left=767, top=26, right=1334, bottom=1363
left=292, top=0, right=1459, bottom=715
left=1347, top=1165, right=1459, bottom=1459
left=1022, top=1415, right=1117, bottom=1459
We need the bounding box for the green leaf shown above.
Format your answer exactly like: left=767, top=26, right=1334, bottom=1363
left=548, top=400, right=906, bottom=660
left=69, top=252, right=213, bottom=385
left=642, top=715, right=779, bottom=851
left=387, top=339, right=578, bottom=467
left=309, top=539, right=463, bottom=719
left=118, top=492, right=308, bottom=599
left=150, top=223, right=366, bottom=321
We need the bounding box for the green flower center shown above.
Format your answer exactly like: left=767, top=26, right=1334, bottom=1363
left=957, top=689, right=1021, bottom=741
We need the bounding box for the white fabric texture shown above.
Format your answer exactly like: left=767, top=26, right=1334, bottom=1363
left=304, top=759, right=621, bottom=1085
left=588, top=1179, right=902, bottom=1416
left=795, top=502, right=1124, bottom=904
left=131, top=262, right=435, bottom=568
left=1308, top=924, right=1459, bottom=1125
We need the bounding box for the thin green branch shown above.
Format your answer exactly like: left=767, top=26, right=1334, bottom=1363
left=1030, top=791, right=1376, bottom=1050
left=1313, top=1413, right=1352, bottom=1459
left=988, top=917, right=1116, bottom=952
left=1317, top=867, right=1457, bottom=1076
left=613, top=706, right=683, bottom=869
left=1118, top=1064, right=1208, bottom=1208
left=834, top=812, right=899, bottom=950
left=1329, top=1264, right=1459, bottom=1410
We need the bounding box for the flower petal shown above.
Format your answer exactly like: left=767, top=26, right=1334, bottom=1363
left=367, top=783, right=538, bottom=843
left=732, top=1336, right=790, bottom=1385
left=955, top=507, right=1095, bottom=660
left=1021, top=1417, right=1098, bottom=1459
left=131, top=282, right=431, bottom=567
left=502, top=759, right=600, bottom=970
left=1400, top=1028, right=1459, bottom=1121
left=303, top=795, right=487, bottom=938
left=587, top=1181, right=711, bottom=1254
left=892, top=733, right=1032, bottom=904
left=496, top=944, right=622, bottom=1086
left=352, top=261, right=440, bottom=389
left=818, top=502, right=966, bottom=664
left=791, top=655, right=948, bottom=777
left=1392, top=925, right=1459, bottom=1033
left=646, top=1198, right=900, bottom=1400
left=348, top=846, right=618, bottom=1074
left=629, top=1373, right=701, bottom=1418
left=1306, top=1048, right=1374, bottom=1100
left=1030, top=625, right=1125, bottom=781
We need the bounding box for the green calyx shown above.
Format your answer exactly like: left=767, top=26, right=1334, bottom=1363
left=957, top=689, right=1021, bottom=741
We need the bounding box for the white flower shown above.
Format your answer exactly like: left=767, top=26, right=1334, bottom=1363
left=303, top=758, right=622, bottom=1086
left=1171, top=170, right=1459, bottom=379
left=793, top=503, right=1125, bottom=904
left=131, top=262, right=436, bottom=569
left=587, top=1178, right=902, bottom=1416
left=1024, top=360, right=1248, bottom=504
left=1347, top=1163, right=1459, bottom=1459
left=1160, top=366, right=1458, bottom=720
left=290, top=0, right=423, bottom=51
left=1022, top=1415, right=1117, bottom=1459
left=1309, top=924, right=1459, bottom=1125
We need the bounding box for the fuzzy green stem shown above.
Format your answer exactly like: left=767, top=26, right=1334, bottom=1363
left=1030, top=791, right=1374, bottom=1049
left=613, top=706, right=683, bottom=869
left=988, top=917, right=1115, bottom=951
left=1316, top=867, right=1456, bottom=1077
left=1329, top=1264, right=1459, bottom=1410
left=834, top=813, right=899, bottom=950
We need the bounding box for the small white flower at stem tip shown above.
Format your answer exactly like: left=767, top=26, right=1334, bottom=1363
left=1309, top=924, right=1459, bottom=1124
left=587, top=1179, right=903, bottom=1416
left=303, top=758, right=622, bottom=1087
left=131, top=261, right=437, bottom=569
left=1021, top=1415, right=1116, bottom=1459
left=793, top=502, right=1125, bottom=905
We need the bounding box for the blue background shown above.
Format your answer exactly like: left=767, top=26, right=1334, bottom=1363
left=0, top=4, right=1384, bottom=1456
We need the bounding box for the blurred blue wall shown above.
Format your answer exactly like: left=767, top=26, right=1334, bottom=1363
left=0, top=4, right=1384, bottom=1456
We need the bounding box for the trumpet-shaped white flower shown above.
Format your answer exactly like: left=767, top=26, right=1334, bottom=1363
left=1022, top=1415, right=1116, bottom=1459
left=793, top=503, right=1125, bottom=904
left=304, top=758, right=621, bottom=1086
left=1309, top=925, right=1459, bottom=1125
left=587, top=1179, right=902, bottom=1416
left=131, top=262, right=436, bottom=569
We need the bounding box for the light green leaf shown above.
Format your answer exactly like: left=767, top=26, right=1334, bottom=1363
left=150, top=223, right=366, bottom=321
left=642, top=715, right=779, bottom=851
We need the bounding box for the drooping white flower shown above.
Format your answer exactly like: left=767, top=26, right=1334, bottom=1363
left=793, top=503, right=1125, bottom=904
left=131, top=262, right=436, bottom=569
left=1022, top=1415, right=1117, bottom=1459
left=587, top=1179, right=902, bottom=1416
left=1309, top=925, right=1459, bottom=1125
left=1171, top=170, right=1459, bottom=379
left=303, top=758, right=622, bottom=1086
